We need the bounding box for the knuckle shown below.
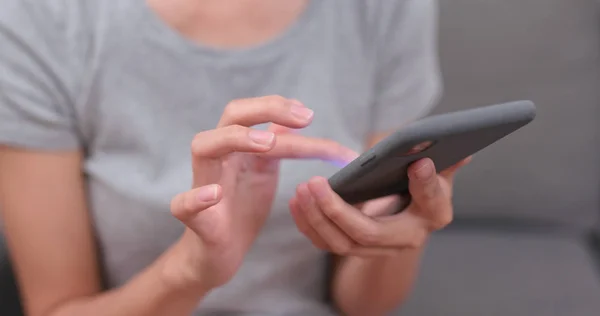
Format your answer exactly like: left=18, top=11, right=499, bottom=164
left=190, top=133, right=205, bottom=156
left=221, top=100, right=247, bottom=124
left=222, top=125, right=247, bottom=147
left=225, top=124, right=247, bottom=139
left=264, top=95, right=287, bottom=108
left=422, top=182, right=440, bottom=200
left=223, top=99, right=243, bottom=118
left=169, top=194, right=185, bottom=219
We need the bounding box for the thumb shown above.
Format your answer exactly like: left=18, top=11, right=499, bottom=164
left=170, top=184, right=222, bottom=223
left=407, top=158, right=446, bottom=212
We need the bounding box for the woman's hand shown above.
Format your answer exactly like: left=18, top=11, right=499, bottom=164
left=289, top=157, right=471, bottom=257
left=165, top=96, right=356, bottom=290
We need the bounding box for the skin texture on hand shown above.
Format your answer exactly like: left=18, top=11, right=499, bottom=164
left=166, top=95, right=358, bottom=290
left=0, top=95, right=358, bottom=316
left=290, top=154, right=471, bottom=316
left=290, top=157, right=471, bottom=256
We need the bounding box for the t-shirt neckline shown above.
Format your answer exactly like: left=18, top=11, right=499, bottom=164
left=139, top=0, right=319, bottom=63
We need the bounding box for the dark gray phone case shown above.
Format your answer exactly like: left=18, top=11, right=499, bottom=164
left=328, top=100, right=537, bottom=205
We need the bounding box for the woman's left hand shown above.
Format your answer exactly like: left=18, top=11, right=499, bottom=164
left=290, top=157, right=471, bottom=257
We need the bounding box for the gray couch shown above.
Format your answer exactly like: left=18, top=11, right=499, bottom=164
left=1, top=0, right=599, bottom=315
left=397, top=0, right=600, bottom=315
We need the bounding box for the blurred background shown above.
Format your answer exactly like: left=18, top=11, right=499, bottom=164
left=1, top=0, right=600, bottom=315
left=398, top=0, right=600, bottom=315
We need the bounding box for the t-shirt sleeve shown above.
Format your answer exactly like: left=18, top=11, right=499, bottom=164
left=0, top=0, right=80, bottom=150
left=369, top=0, right=443, bottom=133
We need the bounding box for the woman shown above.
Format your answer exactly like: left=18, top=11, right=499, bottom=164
left=0, top=0, right=468, bottom=315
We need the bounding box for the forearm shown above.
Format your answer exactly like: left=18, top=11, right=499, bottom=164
left=331, top=246, right=425, bottom=316
left=46, top=243, right=210, bottom=316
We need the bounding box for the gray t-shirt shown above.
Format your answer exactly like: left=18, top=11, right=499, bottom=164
left=0, top=0, right=441, bottom=315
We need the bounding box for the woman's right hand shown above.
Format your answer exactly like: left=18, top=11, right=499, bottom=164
left=164, top=96, right=358, bottom=292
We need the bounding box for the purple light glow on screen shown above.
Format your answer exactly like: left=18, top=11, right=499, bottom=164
left=326, top=158, right=351, bottom=168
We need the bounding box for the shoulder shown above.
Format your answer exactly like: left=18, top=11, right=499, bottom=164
left=0, top=0, right=95, bottom=79
left=320, top=0, right=439, bottom=59
left=0, top=0, right=100, bottom=36
left=333, top=1, right=442, bottom=133
left=0, top=0, right=140, bottom=98
left=0, top=0, right=137, bottom=57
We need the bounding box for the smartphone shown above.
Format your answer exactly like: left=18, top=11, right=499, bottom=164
left=328, top=100, right=537, bottom=205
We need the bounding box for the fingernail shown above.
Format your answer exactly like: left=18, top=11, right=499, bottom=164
left=290, top=104, right=314, bottom=121
left=414, top=161, right=434, bottom=180
left=249, top=130, right=275, bottom=146
left=197, top=185, right=218, bottom=203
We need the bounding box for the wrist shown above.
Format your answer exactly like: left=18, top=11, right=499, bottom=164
left=158, top=230, right=214, bottom=295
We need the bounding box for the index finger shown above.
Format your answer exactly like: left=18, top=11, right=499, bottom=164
left=261, top=133, right=359, bottom=164
left=218, top=96, right=314, bottom=129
